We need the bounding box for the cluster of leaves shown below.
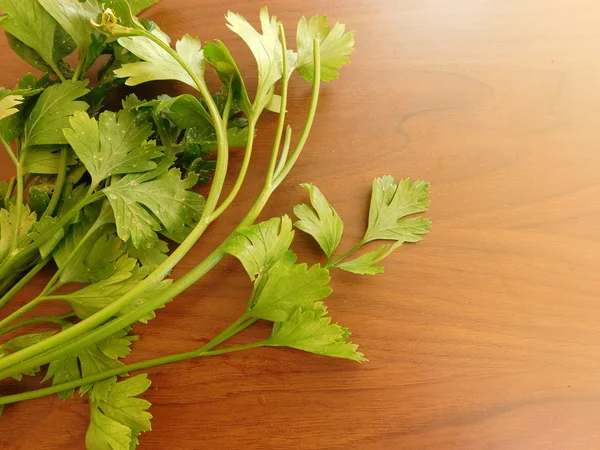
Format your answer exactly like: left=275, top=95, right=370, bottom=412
left=0, top=1, right=431, bottom=449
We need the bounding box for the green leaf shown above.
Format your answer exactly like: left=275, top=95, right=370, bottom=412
left=86, top=374, right=152, bottom=450
left=4, top=33, right=53, bottom=72
left=53, top=225, right=126, bottom=284
left=61, top=258, right=172, bottom=324
left=151, top=94, right=211, bottom=130
left=38, top=0, right=101, bottom=52
left=249, top=262, right=331, bottom=322
left=126, top=0, right=159, bottom=15
left=27, top=183, right=53, bottom=217
left=23, top=81, right=89, bottom=147
left=336, top=241, right=402, bottom=275
left=22, top=148, right=75, bottom=174
left=224, top=216, right=294, bottom=280
left=204, top=40, right=251, bottom=115
left=116, top=29, right=205, bottom=88
left=0, top=92, right=24, bottom=121
left=124, top=238, right=168, bottom=270
left=225, top=7, right=296, bottom=110
left=104, top=168, right=204, bottom=248
left=0, top=0, right=58, bottom=67
left=63, top=109, right=160, bottom=186
left=364, top=176, right=432, bottom=243
left=296, top=15, right=355, bottom=82
left=0, top=203, right=36, bottom=261
left=0, top=331, right=55, bottom=380
left=268, top=303, right=365, bottom=362
left=293, top=183, right=343, bottom=259
left=44, top=327, right=136, bottom=400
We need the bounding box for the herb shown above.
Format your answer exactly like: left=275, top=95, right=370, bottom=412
left=0, top=2, right=431, bottom=449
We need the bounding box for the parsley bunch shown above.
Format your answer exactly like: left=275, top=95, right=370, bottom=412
left=0, top=1, right=431, bottom=448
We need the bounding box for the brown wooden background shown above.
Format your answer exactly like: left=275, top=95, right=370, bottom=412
left=2, top=0, right=600, bottom=448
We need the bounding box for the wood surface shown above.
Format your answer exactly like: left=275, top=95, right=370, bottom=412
left=1, top=0, right=600, bottom=448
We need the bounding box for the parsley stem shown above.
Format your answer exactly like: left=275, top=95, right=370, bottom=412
left=266, top=24, right=290, bottom=183
left=2, top=138, right=18, bottom=167
left=0, top=296, right=46, bottom=332
left=326, top=238, right=367, bottom=268
left=0, top=313, right=74, bottom=337
left=48, top=60, right=67, bottom=82
left=273, top=38, right=322, bottom=187
left=273, top=125, right=292, bottom=179
left=0, top=258, right=48, bottom=309
left=4, top=177, right=15, bottom=202
left=0, top=320, right=263, bottom=407
left=42, top=147, right=68, bottom=218
left=210, top=117, right=257, bottom=221
left=72, top=51, right=86, bottom=81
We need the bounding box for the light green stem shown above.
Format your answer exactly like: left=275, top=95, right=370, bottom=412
left=273, top=125, right=292, bottom=179
left=326, top=238, right=367, bottom=268
left=0, top=313, right=74, bottom=337
left=4, top=177, right=15, bottom=202
left=273, top=39, right=321, bottom=187
left=266, top=24, right=291, bottom=182
left=0, top=296, right=45, bottom=332
left=42, top=148, right=68, bottom=218
left=0, top=258, right=48, bottom=309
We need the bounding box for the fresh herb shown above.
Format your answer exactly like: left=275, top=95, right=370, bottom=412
left=0, top=2, right=431, bottom=448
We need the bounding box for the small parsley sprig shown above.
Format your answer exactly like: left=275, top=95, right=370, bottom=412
left=0, top=2, right=431, bottom=448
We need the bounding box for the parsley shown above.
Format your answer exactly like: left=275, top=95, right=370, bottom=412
left=0, top=3, right=431, bottom=449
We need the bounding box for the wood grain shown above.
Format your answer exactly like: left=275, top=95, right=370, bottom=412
left=1, top=0, right=600, bottom=448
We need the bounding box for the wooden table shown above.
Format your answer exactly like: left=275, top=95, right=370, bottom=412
left=1, top=0, right=600, bottom=448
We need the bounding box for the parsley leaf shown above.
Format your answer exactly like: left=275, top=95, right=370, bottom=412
left=204, top=40, right=251, bottom=115
left=268, top=303, right=365, bottom=362
left=337, top=241, right=402, bottom=275
left=0, top=331, right=56, bottom=380
left=0, top=91, right=24, bottom=121
left=53, top=226, right=126, bottom=284
left=63, top=109, right=161, bottom=186
left=103, top=168, right=204, bottom=248
left=364, top=176, right=432, bottom=243
left=224, top=216, right=294, bottom=280
left=0, top=203, right=36, bottom=261
left=116, top=30, right=205, bottom=88
left=37, top=0, right=101, bottom=51
left=86, top=374, right=152, bottom=450
left=296, top=15, right=355, bottom=82
left=22, top=147, right=76, bottom=174
left=0, top=0, right=60, bottom=68
left=248, top=262, right=331, bottom=322
left=124, top=238, right=168, bottom=270
left=43, top=327, right=136, bottom=399
left=59, top=258, right=173, bottom=324
left=226, top=7, right=297, bottom=111
left=293, top=183, right=343, bottom=259
left=23, top=81, right=89, bottom=147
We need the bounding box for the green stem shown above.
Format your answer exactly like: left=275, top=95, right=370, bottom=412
left=0, top=296, right=46, bottom=332
left=4, top=177, right=15, bottom=202
left=2, top=139, right=18, bottom=167
left=210, top=118, right=257, bottom=221
left=72, top=51, right=86, bottom=81
left=0, top=313, right=74, bottom=337
left=325, top=239, right=366, bottom=268
left=10, top=146, right=26, bottom=254
left=0, top=258, right=49, bottom=309
left=0, top=340, right=266, bottom=407
left=48, top=60, right=67, bottom=82
left=273, top=39, right=321, bottom=188
left=42, top=148, right=68, bottom=218
left=266, top=24, right=290, bottom=183
left=273, top=125, right=292, bottom=179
